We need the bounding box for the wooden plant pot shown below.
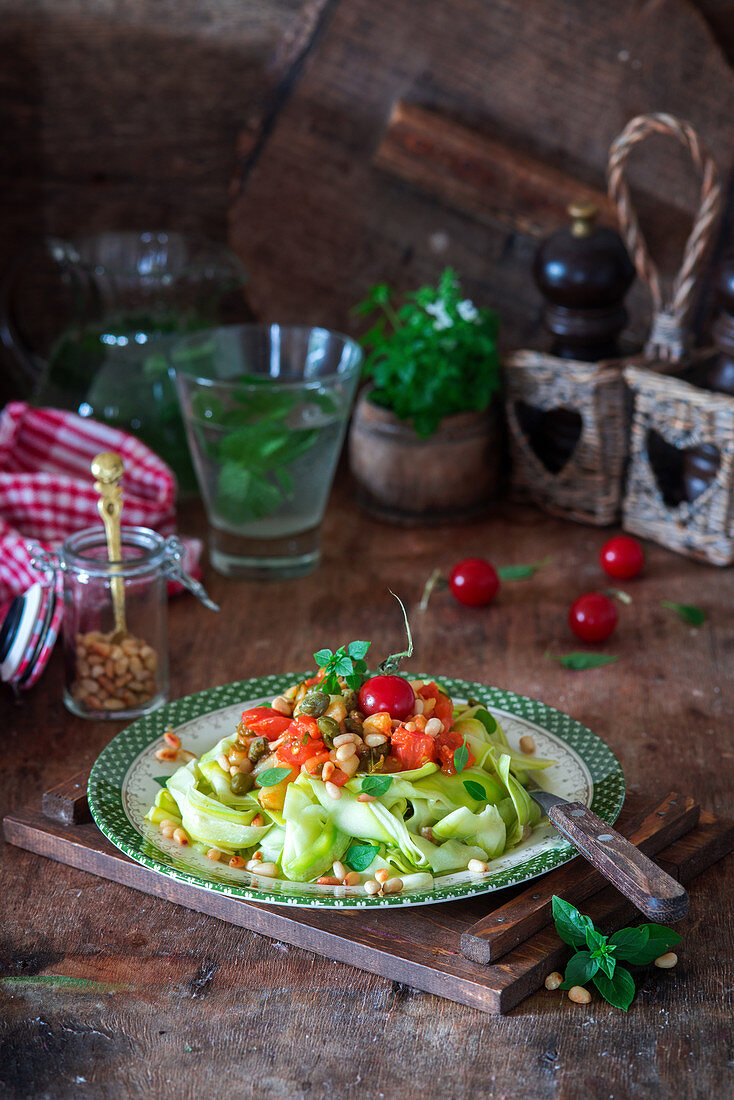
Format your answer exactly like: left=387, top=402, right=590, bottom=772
left=503, top=350, right=629, bottom=526
left=348, top=390, right=501, bottom=525
left=623, top=364, right=734, bottom=565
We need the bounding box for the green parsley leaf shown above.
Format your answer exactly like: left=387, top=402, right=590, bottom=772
left=547, top=652, right=619, bottom=670
left=344, top=843, right=380, bottom=872
left=453, top=743, right=470, bottom=774
left=463, top=779, right=488, bottom=802
left=152, top=776, right=170, bottom=788
left=496, top=557, right=552, bottom=580
left=472, top=708, right=497, bottom=735
left=313, top=648, right=333, bottom=666
left=347, top=641, right=370, bottom=659
left=593, top=965, right=636, bottom=1011
left=361, top=775, right=393, bottom=797
left=256, top=767, right=292, bottom=788
left=559, top=950, right=599, bottom=989
left=551, top=896, right=595, bottom=948
left=661, top=600, right=706, bottom=626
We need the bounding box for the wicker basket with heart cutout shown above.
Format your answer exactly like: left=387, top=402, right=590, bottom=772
left=504, top=113, right=723, bottom=531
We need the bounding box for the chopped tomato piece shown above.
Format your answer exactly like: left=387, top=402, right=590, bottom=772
left=276, top=715, right=325, bottom=767
left=303, top=668, right=326, bottom=688
left=239, top=706, right=292, bottom=742
left=390, top=724, right=437, bottom=770
left=435, top=729, right=475, bottom=775
left=418, top=682, right=454, bottom=731
left=329, top=769, right=351, bottom=786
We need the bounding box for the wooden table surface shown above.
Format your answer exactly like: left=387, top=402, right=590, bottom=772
left=1, top=490, right=732, bottom=1100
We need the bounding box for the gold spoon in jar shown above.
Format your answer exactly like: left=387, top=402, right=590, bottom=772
left=91, top=451, right=127, bottom=641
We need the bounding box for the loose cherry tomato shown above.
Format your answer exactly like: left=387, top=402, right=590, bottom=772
left=359, top=675, right=415, bottom=721
left=390, top=724, right=437, bottom=770
left=600, top=535, right=645, bottom=580
left=435, top=729, right=476, bottom=775
left=568, top=592, right=618, bottom=643
left=448, top=558, right=500, bottom=607
left=238, top=707, right=293, bottom=742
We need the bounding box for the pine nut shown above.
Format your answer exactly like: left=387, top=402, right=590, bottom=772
left=467, top=859, right=489, bottom=873
left=654, top=952, right=678, bottom=968
left=217, top=753, right=230, bottom=772
left=519, top=735, right=536, bottom=755
left=271, top=695, right=292, bottom=716
left=322, top=761, right=336, bottom=782
left=178, top=750, right=197, bottom=763
left=333, top=733, right=359, bottom=748
left=252, top=813, right=263, bottom=827
left=333, top=860, right=347, bottom=881
left=364, top=880, right=381, bottom=896
left=160, top=823, right=175, bottom=838
left=344, top=871, right=361, bottom=887
left=206, top=849, right=222, bottom=861
left=229, top=856, right=246, bottom=869
left=404, top=721, right=417, bottom=733
left=413, top=698, right=424, bottom=714
left=339, top=755, right=359, bottom=778
left=358, top=793, right=376, bottom=802
left=383, top=877, right=403, bottom=895
left=364, top=733, right=388, bottom=748
left=567, top=986, right=591, bottom=1004
left=154, top=747, right=177, bottom=762
left=374, top=869, right=389, bottom=884
left=173, top=828, right=189, bottom=846
left=335, top=743, right=356, bottom=762
left=245, top=858, right=262, bottom=871
left=229, top=748, right=248, bottom=766
left=424, top=718, right=443, bottom=737
left=325, top=781, right=342, bottom=800
left=317, top=876, right=341, bottom=886
left=255, top=862, right=278, bottom=878
left=544, top=972, right=563, bottom=990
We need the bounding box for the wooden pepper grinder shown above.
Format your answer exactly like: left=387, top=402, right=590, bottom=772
left=534, top=200, right=636, bottom=362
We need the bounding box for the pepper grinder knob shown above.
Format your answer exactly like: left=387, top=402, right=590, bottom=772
left=533, top=200, right=636, bottom=361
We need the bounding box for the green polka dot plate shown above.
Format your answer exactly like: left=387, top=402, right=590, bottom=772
left=88, top=673, right=625, bottom=909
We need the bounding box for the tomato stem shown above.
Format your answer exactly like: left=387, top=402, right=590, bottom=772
left=378, top=591, right=414, bottom=674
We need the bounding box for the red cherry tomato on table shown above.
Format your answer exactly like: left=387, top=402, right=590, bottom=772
left=568, top=593, right=618, bottom=643
left=600, top=536, right=645, bottom=580
left=448, top=558, right=500, bottom=607
left=358, top=675, right=415, bottom=721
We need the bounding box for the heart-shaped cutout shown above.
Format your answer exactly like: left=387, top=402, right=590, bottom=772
left=514, top=401, right=583, bottom=474
left=646, top=429, right=720, bottom=506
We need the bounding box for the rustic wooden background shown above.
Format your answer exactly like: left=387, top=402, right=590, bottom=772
left=2, top=0, right=734, bottom=403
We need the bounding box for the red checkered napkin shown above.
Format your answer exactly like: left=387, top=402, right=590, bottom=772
left=0, top=402, right=178, bottom=606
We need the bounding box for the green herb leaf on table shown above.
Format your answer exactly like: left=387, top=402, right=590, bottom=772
left=584, top=926, right=608, bottom=953
left=559, top=951, right=599, bottom=989
left=361, top=775, right=393, bottom=797
left=615, top=924, right=682, bottom=966
left=551, top=896, right=596, bottom=948
left=344, top=843, right=380, bottom=872
left=463, top=779, right=488, bottom=802
left=496, top=557, right=552, bottom=580
left=661, top=600, right=706, bottom=626
left=256, top=767, right=292, bottom=788
left=547, top=652, right=619, bottom=671
left=453, top=743, right=470, bottom=775
left=593, top=965, right=636, bottom=1011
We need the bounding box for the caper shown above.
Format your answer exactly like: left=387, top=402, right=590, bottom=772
left=247, top=736, right=268, bottom=763
left=341, top=689, right=358, bottom=712
left=231, top=771, right=254, bottom=795
left=317, top=715, right=340, bottom=747
left=358, top=745, right=385, bottom=773
left=297, top=689, right=330, bottom=717
left=344, top=710, right=364, bottom=735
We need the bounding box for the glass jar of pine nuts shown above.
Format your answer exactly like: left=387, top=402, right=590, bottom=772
left=33, top=526, right=218, bottom=720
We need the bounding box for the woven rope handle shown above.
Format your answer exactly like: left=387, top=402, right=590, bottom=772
left=607, top=113, right=722, bottom=364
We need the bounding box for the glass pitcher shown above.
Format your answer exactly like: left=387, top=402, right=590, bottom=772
left=1, top=231, right=253, bottom=495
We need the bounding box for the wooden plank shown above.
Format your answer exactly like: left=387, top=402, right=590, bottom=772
left=4, top=796, right=732, bottom=1014
left=461, top=792, right=699, bottom=964
left=374, top=100, right=616, bottom=238
left=41, top=769, right=90, bottom=825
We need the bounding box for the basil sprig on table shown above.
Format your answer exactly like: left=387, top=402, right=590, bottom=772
left=661, top=600, right=706, bottom=626
left=552, top=896, right=682, bottom=1010
left=547, top=652, right=619, bottom=671
left=496, top=557, right=552, bottom=580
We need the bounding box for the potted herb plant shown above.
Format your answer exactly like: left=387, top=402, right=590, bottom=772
left=348, top=268, right=502, bottom=524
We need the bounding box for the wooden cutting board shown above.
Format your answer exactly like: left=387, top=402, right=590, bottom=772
left=3, top=780, right=732, bottom=1014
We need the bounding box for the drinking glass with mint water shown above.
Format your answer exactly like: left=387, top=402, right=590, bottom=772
left=173, top=325, right=362, bottom=579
